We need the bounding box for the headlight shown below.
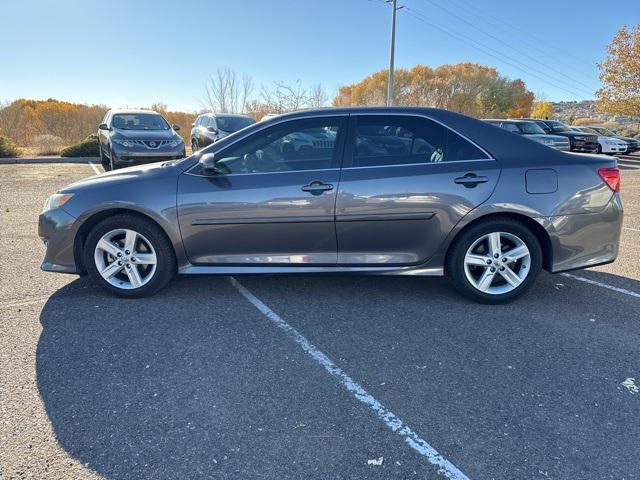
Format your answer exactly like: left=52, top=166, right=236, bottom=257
left=169, top=138, right=183, bottom=147
left=574, top=136, right=584, bottom=140
left=541, top=138, right=554, bottom=145
left=113, top=138, right=135, bottom=147
left=604, top=139, right=616, bottom=145
left=43, top=193, right=74, bottom=212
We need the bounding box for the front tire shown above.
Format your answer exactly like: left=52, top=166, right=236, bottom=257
left=446, top=218, right=542, bottom=304
left=84, top=214, right=176, bottom=298
left=191, top=139, right=199, bottom=153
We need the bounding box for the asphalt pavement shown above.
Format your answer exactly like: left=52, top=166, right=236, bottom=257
left=1, top=157, right=639, bottom=479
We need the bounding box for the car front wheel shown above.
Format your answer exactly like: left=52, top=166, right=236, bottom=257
left=446, top=218, right=542, bottom=304
left=84, top=214, right=176, bottom=297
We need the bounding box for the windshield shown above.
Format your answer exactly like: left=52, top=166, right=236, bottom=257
left=518, top=122, right=546, bottom=135
left=216, top=116, right=255, bottom=133
left=112, top=113, right=170, bottom=131
left=545, top=120, right=570, bottom=133
left=578, top=127, right=599, bottom=135
left=594, top=127, right=617, bottom=136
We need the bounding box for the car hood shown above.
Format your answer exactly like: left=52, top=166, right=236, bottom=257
left=112, top=129, right=176, bottom=140
left=615, top=136, right=638, bottom=142
left=60, top=161, right=180, bottom=193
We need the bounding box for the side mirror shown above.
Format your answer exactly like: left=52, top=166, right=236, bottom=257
left=199, top=152, right=221, bottom=174
left=207, top=126, right=218, bottom=134
left=98, top=123, right=110, bottom=130
left=172, top=123, right=181, bottom=131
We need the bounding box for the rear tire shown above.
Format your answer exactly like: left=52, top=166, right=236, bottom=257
left=84, top=214, right=176, bottom=298
left=446, top=218, right=542, bottom=304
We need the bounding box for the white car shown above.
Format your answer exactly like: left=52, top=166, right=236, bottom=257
left=572, top=126, right=627, bottom=155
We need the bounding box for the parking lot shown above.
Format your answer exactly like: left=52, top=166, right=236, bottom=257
left=1, top=155, right=639, bottom=479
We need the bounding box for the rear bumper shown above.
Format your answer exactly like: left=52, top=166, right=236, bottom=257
left=39, top=208, right=80, bottom=274
left=536, top=193, right=623, bottom=273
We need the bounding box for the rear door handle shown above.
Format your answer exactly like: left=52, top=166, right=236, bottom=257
left=454, top=173, right=489, bottom=188
left=301, top=181, right=334, bottom=195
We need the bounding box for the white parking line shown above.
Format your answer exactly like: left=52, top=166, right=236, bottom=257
left=88, top=161, right=101, bottom=175
left=228, top=276, right=469, bottom=480
left=560, top=273, right=640, bottom=299
left=624, top=227, right=640, bottom=233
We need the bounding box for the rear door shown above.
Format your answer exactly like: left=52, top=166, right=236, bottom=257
left=336, top=114, right=500, bottom=265
left=177, top=115, right=347, bottom=265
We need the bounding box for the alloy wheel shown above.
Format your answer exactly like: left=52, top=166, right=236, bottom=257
left=93, top=228, right=157, bottom=289
left=463, top=231, right=531, bottom=295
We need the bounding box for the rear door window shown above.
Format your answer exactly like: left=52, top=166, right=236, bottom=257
left=349, top=115, right=489, bottom=167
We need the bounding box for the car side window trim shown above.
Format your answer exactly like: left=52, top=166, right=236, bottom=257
left=341, top=113, right=495, bottom=169
left=185, top=114, right=349, bottom=177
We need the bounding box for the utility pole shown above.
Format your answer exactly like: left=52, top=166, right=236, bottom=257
left=387, top=0, right=403, bottom=106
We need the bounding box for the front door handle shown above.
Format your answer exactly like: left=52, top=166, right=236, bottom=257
left=454, top=173, right=489, bottom=188
left=302, top=181, right=334, bottom=195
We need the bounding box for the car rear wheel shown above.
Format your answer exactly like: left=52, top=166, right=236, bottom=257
left=446, top=218, right=542, bottom=304
left=192, top=139, right=199, bottom=153
left=84, top=214, right=176, bottom=298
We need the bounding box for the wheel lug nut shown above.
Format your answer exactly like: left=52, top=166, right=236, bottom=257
left=490, top=267, right=496, bottom=272
left=125, top=250, right=130, bottom=255
left=502, top=258, right=507, bottom=263
left=131, top=257, right=136, bottom=262
left=117, top=252, right=122, bottom=257
left=494, top=253, right=499, bottom=258
left=486, top=259, right=492, bottom=265
left=126, top=264, right=131, bottom=268
left=500, top=266, right=505, bottom=271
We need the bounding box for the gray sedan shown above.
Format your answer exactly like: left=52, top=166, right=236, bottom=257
left=39, top=107, right=623, bottom=303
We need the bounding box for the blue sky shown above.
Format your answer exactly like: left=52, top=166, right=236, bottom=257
left=1, top=0, right=638, bottom=111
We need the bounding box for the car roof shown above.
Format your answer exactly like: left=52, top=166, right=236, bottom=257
left=482, top=119, right=535, bottom=124
left=199, top=112, right=253, bottom=118
left=108, top=109, right=161, bottom=115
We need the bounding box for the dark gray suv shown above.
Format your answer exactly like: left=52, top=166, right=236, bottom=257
left=98, top=109, right=186, bottom=170
left=190, top=113, right=255, bottom=152
left=40, top=107, right=622, bottom=303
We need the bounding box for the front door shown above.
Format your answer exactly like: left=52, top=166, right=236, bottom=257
left=336, top=114, right=500, bottom=265
left=177, top=116, right=347, bottom=265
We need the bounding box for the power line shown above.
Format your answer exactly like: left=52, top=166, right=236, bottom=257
left=402, top=7, right=594, bottom=99
left=419, top=0, right=597, bottom=93
left=447, top=0, right=598, bottom=75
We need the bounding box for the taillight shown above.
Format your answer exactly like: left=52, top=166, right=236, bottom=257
left=598, top=167, right=620, bottom=192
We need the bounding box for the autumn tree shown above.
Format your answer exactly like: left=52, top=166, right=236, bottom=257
left=530, top=100, right=554, bottom=119
left=597, top=24, right=640, bottom=117
left=333, top=63, right=533, bottom=118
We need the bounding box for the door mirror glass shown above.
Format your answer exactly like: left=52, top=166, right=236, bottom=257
left=172, top=123, right=181, bottom=131
left=98, top=123, right=110, bottom=130
left=198, top=153, right=221, bottom=174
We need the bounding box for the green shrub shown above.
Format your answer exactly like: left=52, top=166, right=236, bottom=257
left=0, top=135, right=23, bottom=158
left=61, top=135, right=99, bottom=157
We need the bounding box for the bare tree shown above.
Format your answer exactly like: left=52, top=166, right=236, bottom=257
left=308, top=83, right=328, bottom=108
left=202, top=68, right=254, bottom=113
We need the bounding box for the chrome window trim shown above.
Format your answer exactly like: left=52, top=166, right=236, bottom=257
left=185, top=113, right=349, bottom=178
left=342, top=158, right=493, bottom=171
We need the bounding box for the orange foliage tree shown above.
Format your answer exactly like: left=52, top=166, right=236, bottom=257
left=333, top=63, right=533, bottom=118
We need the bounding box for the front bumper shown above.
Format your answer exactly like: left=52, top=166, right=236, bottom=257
left=537, top=193, right=623, bottom=273
left=601, top=143, right=627, bottom=154
left=39, top=207, right=80, bottom=274
left=570, top=139, right=599, bottom=152
left=111, top=145, right=185, bottom=167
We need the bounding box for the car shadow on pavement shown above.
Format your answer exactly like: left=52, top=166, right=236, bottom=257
left=35, top=269, right=640, bottom=479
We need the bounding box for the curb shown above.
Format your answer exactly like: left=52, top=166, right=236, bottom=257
left=0, top=156, right=99, bottom=165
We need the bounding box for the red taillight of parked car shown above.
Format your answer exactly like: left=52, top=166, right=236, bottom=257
left=598, top=167, right=620, bottom=192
